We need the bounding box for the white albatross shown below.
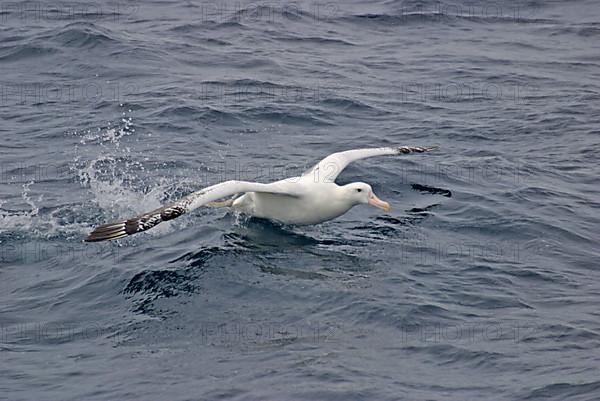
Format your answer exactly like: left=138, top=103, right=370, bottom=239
left=85, top=146, right=437, bottom=242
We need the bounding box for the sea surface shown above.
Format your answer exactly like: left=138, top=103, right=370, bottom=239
left=1, top=0, right=600, bottom=400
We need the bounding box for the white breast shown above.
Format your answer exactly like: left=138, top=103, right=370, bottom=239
left=233, top=182, right=353, bottom=225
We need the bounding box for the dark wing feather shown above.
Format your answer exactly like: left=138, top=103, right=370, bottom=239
left=85, top=203, right=186, bottom=242
left=85, top=180, right=299, bottom=242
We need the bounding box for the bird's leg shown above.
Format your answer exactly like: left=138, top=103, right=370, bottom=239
left=205, top=199, right=233, bottom=208
left=205, top=193, right=241, bottom=208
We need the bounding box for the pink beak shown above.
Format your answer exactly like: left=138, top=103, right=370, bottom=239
left=368, top=191, right=391, bottom=212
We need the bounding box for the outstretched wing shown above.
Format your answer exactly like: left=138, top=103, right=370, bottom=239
left=303, top=146, right=438, bottom=183
left=85, top=180, right=300, bottom=242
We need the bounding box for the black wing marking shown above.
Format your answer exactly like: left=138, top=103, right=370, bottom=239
left=86, top=195, right=194, bottom=242
left=84, top=180, right=298, bottom=242
left=395, top=146, right=437, bottom=154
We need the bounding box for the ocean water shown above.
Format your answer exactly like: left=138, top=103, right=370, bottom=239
left=1, top=0, right=600, bottom=400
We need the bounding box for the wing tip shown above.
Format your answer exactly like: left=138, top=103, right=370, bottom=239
left=85, top=209, right=167, bottom=242
left=396, top=145, right=439, bottom=154
left=85, top=221, right=128, bottom=242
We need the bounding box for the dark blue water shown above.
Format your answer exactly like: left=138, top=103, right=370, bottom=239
left=2, top=0, right=600, bottom=399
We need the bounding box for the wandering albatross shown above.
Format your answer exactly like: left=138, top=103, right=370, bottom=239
left=85, top=146, right=437, bottom=242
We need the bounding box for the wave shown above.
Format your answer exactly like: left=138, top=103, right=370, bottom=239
left=0, top=44, right=58, bottom=62
left=525, top=380, right=600, bottom=401
left=0, top=21, right=120, bottom=63
left=50, top=23, right=117, bottom=48
left=123, top=267, right=201, bottom=313
left=339, top=12, right=554, bottom=26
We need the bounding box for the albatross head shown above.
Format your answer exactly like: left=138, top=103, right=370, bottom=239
left=343, top=182, right=391, bottom=212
